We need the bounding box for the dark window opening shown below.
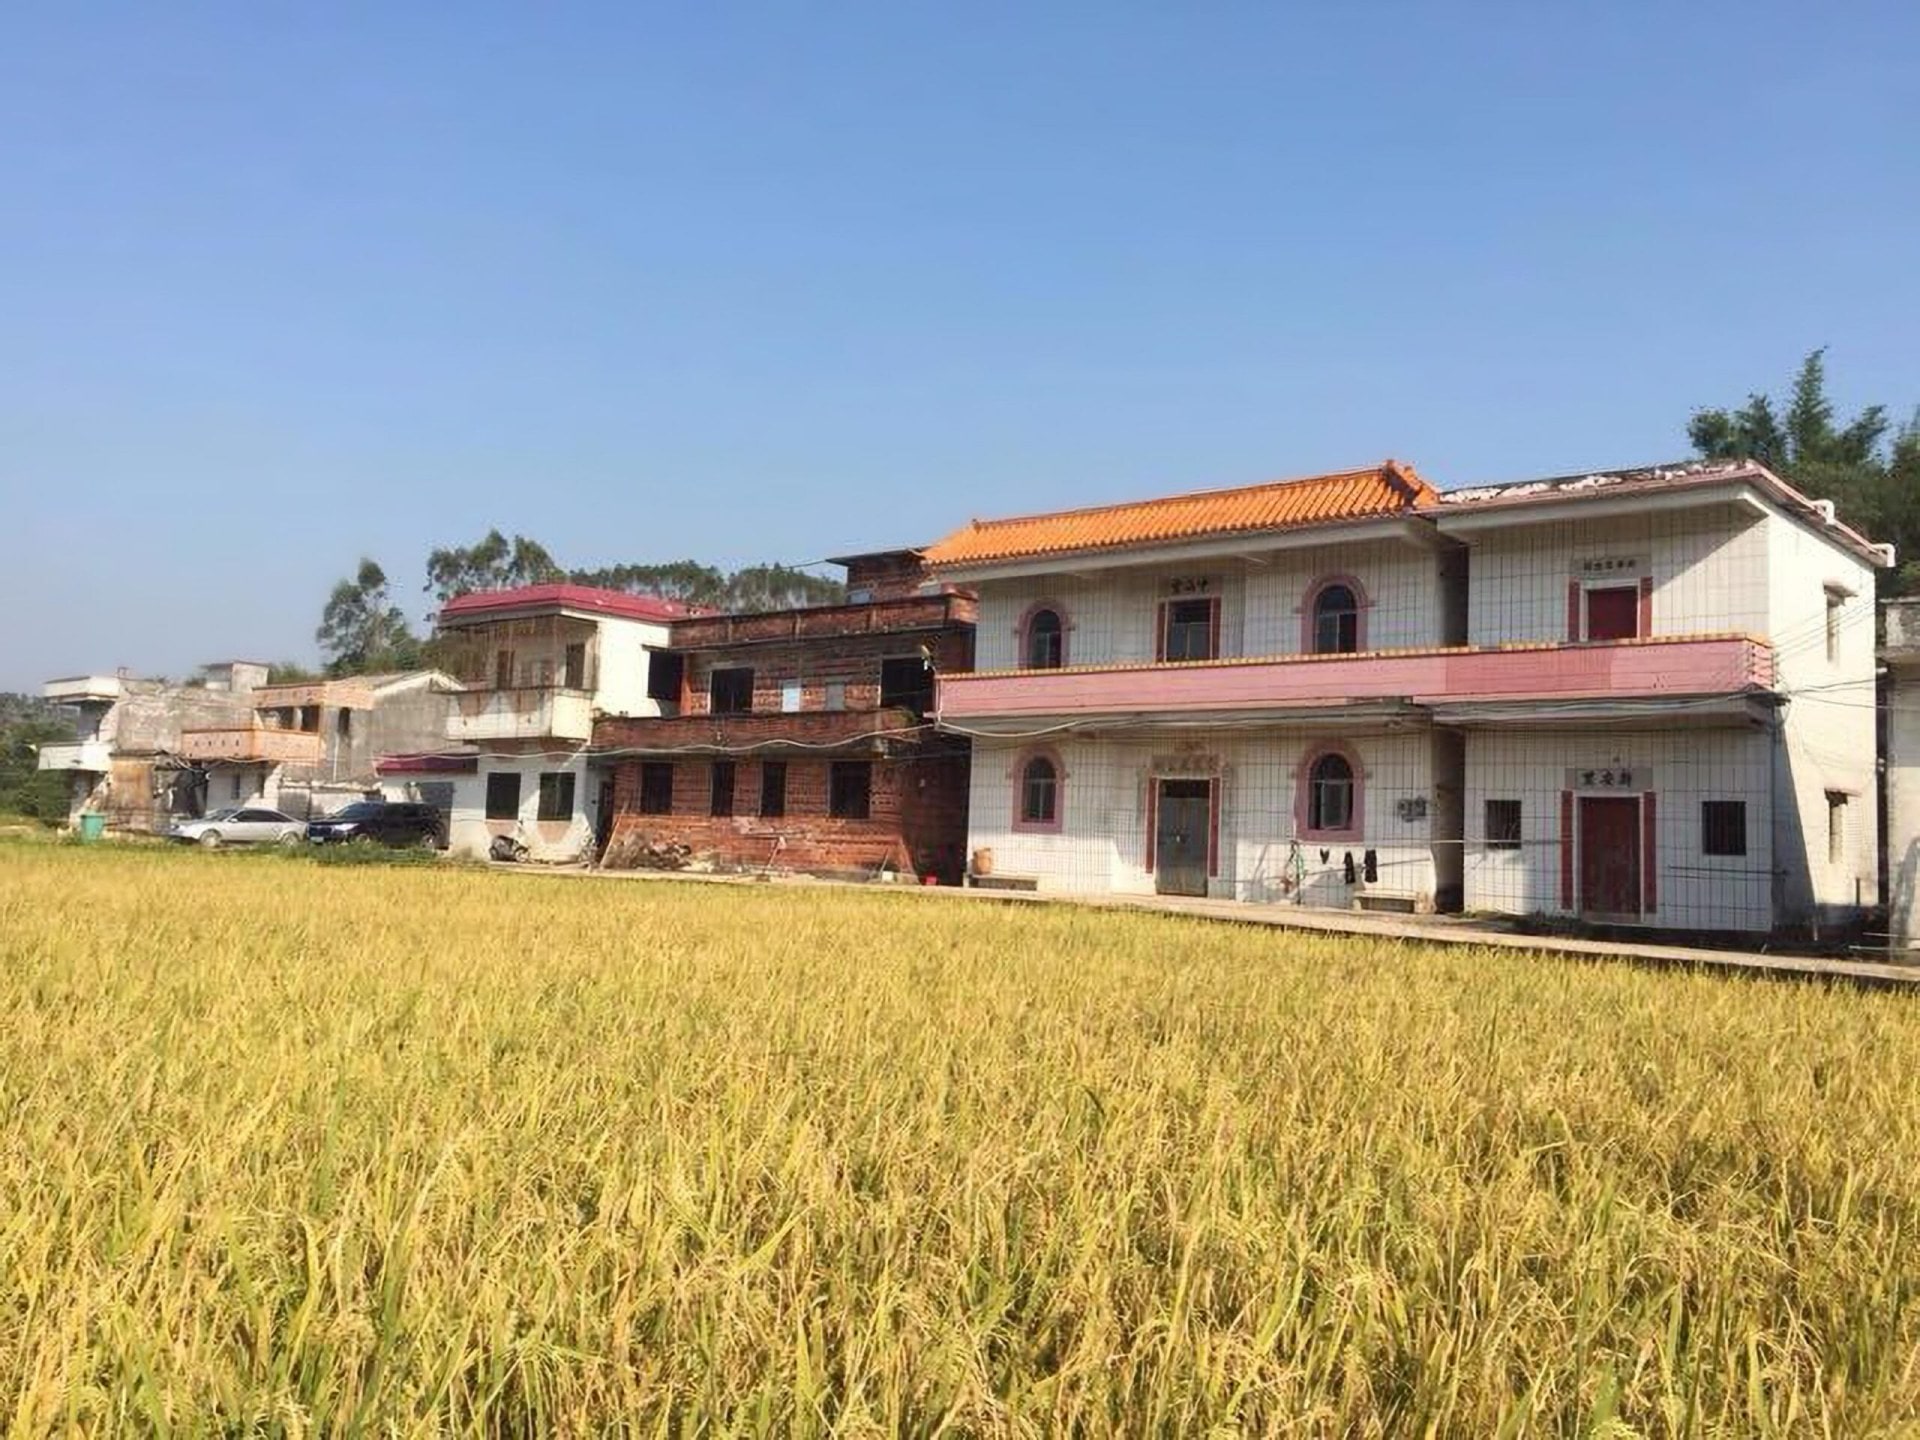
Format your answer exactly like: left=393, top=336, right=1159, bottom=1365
left=537, top=772, right=576, bottom=821
left=495, top=649, right=514, bottom=689
left=1162, top=598, right=1218, bottom=662
left=1585, top=585, right=1639, bottom=642
left=1826, top=790, right=1848, bottom=865
left=709, top=667, right=755, bottom=715
left=646, top=650, right=686, bottom=706
left=563, top=641, right=587, bottom=690
left=709, top=761, right=736, bottom=818
left=1702, top=800, right=1746, bottom=857
left=760, top=761, right=787, bottom=818
left=829, top=761, right=872, bottom=820
left=1025, top=609, right=1065, bottom=669
left=485, top=772, right=522, bottom=820
left=879, top=656, right=934, bottom=715
left=1312, top=584, right=1360, bottom=654
left=638, top=762, right=674, bottom=815
left=1020, top=756, right=1058, bottom=825
left=1486, top=799, right=1522, bottom=851
left=336, top=708, right=352, bottom=739
left=1307, top=753, right=1354, bottom=832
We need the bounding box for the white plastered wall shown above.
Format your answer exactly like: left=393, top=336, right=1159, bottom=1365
left=967, top=727, right=1440, bottom=908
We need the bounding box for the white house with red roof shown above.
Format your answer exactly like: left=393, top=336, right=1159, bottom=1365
left=391, top=584, right=696, bottom=860
left=928, top=459, right=1890, bottom=937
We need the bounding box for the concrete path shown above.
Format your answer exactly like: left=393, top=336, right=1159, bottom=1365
left=494, top=862, right=1920, bottom=989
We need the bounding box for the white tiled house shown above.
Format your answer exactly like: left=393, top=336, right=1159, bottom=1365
left=401, top=585, right=691, bottom=860
left=929, top=460, right=1889, bottom=936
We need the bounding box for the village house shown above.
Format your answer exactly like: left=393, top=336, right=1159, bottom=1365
left=38, top=661, right=454, bottom=829
left=1878, top=598, right=1920, bottom=948
left=410, top=584, right=695, bottom=860
left=593, top=551, right=976, bottom=882
left=927, top=459, right=1888, bottom=937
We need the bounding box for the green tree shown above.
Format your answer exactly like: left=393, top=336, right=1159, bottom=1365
left=425, top=530, right=566, bottom=604
left=1690, top=349, right=1913, bottom=592
left=316, top=559, right=423, bottom=676
left=0, top=713, right=75, bottom=822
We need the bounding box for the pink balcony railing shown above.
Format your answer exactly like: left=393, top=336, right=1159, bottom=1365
left=937, top=634, right=1775, bottom=721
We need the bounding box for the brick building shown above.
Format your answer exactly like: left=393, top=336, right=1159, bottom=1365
left=594, top=551, right=977, bottom=882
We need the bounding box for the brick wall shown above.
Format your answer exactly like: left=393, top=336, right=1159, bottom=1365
left=681, top=630, right=974, bottom=715
left=844, top=551, right=934, bottom=600
left=604, top=750, right=971, bottom=882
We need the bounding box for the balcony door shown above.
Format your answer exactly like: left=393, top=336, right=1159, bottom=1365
left=1155, top=780, right=1212, bottom=897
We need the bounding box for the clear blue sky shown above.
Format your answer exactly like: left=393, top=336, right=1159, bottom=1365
left=4, top=3, right=1914, bottom=688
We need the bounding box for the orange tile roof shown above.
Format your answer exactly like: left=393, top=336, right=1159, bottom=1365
left=923, top=461, right=1436, bottom=568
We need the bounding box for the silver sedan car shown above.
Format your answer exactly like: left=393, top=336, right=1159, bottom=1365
left=171, top=807, right=307, bottom=848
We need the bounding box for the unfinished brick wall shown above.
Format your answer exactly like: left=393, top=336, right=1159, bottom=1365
left=844, top=551, right=937, bottom=601
left=604, top=750, right=971, bottom=883
left=679, top=629, right=974, bottom=716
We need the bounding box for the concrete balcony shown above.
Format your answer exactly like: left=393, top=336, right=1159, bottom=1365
left=43, top=675, right=122, bottom=705
left=937, top=634, right=1776, bottom=725
left=595, top=706, right=929, bottom=755
left=447, top=687, right=594, bottom=743
left=177, top=728, right=326, bottom=763
left=37, top=739, right=112, bottom=772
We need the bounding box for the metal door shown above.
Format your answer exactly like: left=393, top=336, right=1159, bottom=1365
left=1155, top=780, right=1212, bottom=897
left=1579, top=796, right=1641, bottom=917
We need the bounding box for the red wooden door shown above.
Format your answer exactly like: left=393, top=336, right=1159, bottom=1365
left=1585, top=586, right=1639, bottom=641
left=1579, top=796, right=1641, bottom=916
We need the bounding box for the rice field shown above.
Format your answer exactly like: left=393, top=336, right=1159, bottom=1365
left=2, top=844, right=1918, bottom=1436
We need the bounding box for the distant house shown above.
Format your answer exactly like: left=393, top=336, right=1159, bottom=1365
left=1879, top=599, right=1920, bottom=947
left=927, top=459, right=1889, bottom=936
left=593, top=551, right=977, bottom=882
left=415, top=584, right=695, bottom=860
left=38, top=661, right=454, bottom=829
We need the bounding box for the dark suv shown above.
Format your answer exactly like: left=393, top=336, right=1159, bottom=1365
left=307, top=801, right=445, bottom=849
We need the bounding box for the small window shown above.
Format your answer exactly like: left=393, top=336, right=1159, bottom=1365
left=1826, top=790, right=1849, bottom=866
left=495, top=650, right=514, bottom=689
left=638, top=762, right=674, bottom=815
left=829, top=761, right=871, bottom=819
left=1486, top=799, right=1522, bottom=851
left=709, top=668, right=754, bottom=715
left=1162, top=598, right=1218, bottom=662
left=645, top=650, right=686, bottom=705
left=823, top=681, right=847, bottom=712
left=709, top=761, right=736, bottom=818
left=1025, top=608, right=1065, bottom=669
left=1585, top=586, right=1639, bottom=642
left=1020, top=756, right=1058, bottom=825
left=563, top=641, right=587, bottom=690
left=1702, top=800, right=1746, bottom=857
left=336, top=708, right=352, bottom=739
left=780, top=682, right=802, bottom=713
left=537, top=771, right=576, bottom=821
left=880, top=656, right=933, bottom=715
left=1311, top=583, right=1360, bottom=655
left=485, top=772, right=522, bottom=820
left=1825, top=589, right=1845, bottom=662
left=760, top=761, right=787, bottom=818
left=1306, top=752, right=1353, bottom=833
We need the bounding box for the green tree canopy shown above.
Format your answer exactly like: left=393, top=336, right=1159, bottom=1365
left=425, top=530, right=566, bottom=604
left=316, top=559, right=424, bottom=676
left=1690, top=349, right=1918, bottom=593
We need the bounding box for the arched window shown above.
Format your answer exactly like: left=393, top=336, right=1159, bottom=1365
left=1311, top=582, right=1361, bottom=654
left=1025, top=607, right=1065, bottom=669
left=1307, top=751, right=1354, bottom=833
left=1020, top=755, right=1058, bottom=825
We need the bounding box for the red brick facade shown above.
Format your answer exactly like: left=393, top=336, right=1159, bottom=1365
left=602, top=749, right=971, bottom=882
left=595, top=556, right=975, bottom=882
